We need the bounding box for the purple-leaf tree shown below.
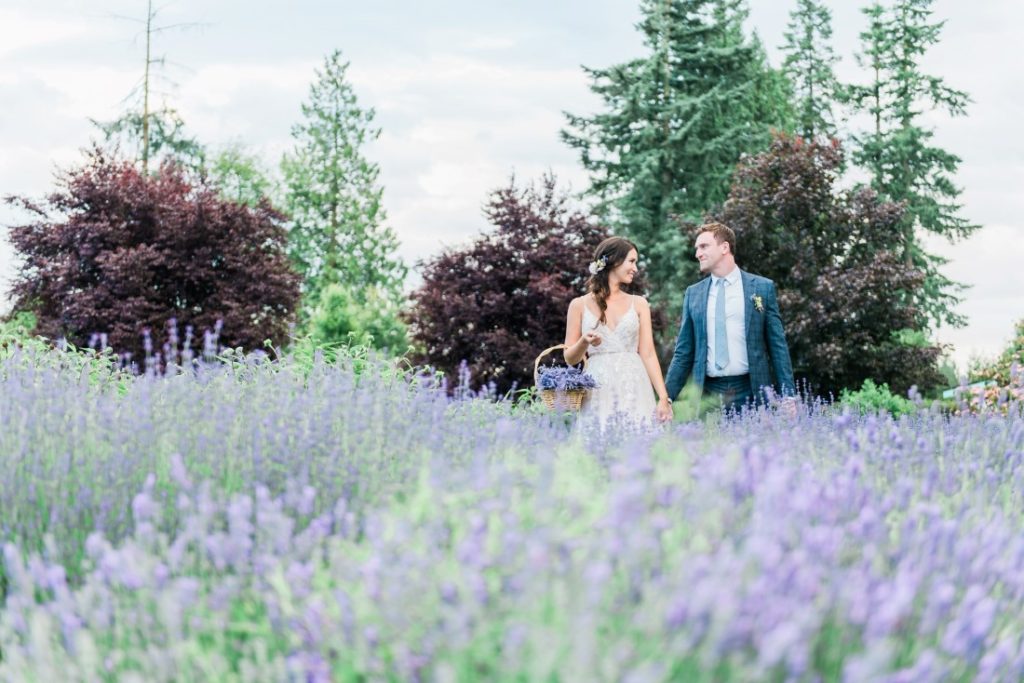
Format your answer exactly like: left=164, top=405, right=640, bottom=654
left=5, top=147, right=301, bottom=361
left=407, top=174, right=650, bottom=396
left=717, top=133, right=944, bottom=396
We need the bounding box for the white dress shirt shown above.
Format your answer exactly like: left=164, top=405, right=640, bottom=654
left=706, top=266, right=749, bottom=377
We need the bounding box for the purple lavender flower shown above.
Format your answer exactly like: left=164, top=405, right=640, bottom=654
left=1, top=331, right=1023, bottom=681
left=537, top=365, right=598, bottom=391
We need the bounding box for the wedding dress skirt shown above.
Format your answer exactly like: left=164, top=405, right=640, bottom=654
left=577, top=298, right=658, bottom=434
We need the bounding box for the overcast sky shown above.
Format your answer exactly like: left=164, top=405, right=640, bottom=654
left=1, top=0, right=1021, bottom=370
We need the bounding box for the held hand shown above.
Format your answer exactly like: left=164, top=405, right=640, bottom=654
left=780, top=397, right=798, bottom=419
left=582, top=331, right=602, bottom=347
left=656, top=398, right=673, bottom=422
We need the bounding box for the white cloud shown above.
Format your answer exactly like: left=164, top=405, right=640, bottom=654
left=929, top=224, right=1024, bottom=370
left=348, top=54, right=583, bottom=100
left=179, top=62, right=316, bottom=110
left=19, top=66, right=138, bottom=121
left=462, top=35, right=519, bottom=51
left=0, top=8, right=91, bottom=58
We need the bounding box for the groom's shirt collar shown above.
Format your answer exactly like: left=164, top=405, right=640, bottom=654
left=711, top=265, right=741, bottom=287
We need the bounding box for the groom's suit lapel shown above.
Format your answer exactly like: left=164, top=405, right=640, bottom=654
left=741, top=269, right=755, bottom=334
left=694, top=277, right=711, bottom=340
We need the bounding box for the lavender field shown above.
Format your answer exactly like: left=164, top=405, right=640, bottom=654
left=1, top=347, right=1024, bottom=682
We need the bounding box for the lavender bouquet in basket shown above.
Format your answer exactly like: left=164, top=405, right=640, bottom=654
left=537, top=366, right=598, bottom=391
left=536, top=366, right=597, bottom=411
left=533, top=345, right=598, bottom=411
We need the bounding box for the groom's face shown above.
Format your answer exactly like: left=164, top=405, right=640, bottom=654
left=694, top=231, right=727, bottom=273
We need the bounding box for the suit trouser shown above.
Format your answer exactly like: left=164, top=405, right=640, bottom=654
left=703, top=374, right=753, bottom=413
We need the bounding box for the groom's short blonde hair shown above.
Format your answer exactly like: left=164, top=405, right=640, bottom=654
left=697, top=222, right=736, bottom=256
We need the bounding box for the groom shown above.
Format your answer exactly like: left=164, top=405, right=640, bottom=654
left=665, top=222, right=796, bottom=412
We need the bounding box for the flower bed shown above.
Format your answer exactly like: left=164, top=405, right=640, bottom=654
left=2, top=347, right=1024, bottom=680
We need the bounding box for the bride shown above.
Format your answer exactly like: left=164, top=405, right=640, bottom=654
left=563, top=237, right=673, bottom=431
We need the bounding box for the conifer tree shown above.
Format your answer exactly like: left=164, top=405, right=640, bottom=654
left=780, top=0, right=840, bottom=139
left=563, top=0, right=791, bottom=310
left=91, top=0, right=205, bottom=174
left=282, top=50, right=406, bottom=317
left=93, top=108, right=205, bottom=175
left=848, top=2, right=890, bottom=153
left=848, top=0, right=975, bottom=327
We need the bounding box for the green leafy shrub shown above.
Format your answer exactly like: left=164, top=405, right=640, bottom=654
left=839, top=379, right=916, bottom=417
left=1, top=311, right=130, bottom=392
left=892, top=327, right=931, bottom=348
left=0, top=311, right=41, bottom=354
left=308, top=283, right=408, bottom=356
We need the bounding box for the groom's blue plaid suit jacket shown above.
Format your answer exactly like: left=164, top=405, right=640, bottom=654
left=664, top=269, right=796, bottom=401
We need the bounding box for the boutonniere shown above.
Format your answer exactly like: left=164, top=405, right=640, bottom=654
left=751, top=294, right=764, bottom=313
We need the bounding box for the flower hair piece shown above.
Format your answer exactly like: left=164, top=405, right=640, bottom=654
left=588, top=256, right=608, bottom=275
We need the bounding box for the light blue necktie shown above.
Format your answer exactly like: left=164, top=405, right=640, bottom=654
left=714, top=278, right=729, bottom=371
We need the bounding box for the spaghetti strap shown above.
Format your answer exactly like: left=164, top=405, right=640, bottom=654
left=622, top=294, right=636, bottom=318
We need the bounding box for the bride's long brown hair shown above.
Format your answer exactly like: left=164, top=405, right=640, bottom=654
left=586, top=236, right=639, bottom=327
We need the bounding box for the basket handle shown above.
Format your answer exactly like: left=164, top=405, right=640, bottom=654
left=533, top=344, right=588, bottom=386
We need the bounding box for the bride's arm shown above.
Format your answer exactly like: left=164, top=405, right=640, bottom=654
left=563, top=298, right=594, bottom=365
left=637, top=298, right=672, bottom=419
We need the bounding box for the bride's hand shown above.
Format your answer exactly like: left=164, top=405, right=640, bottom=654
left=582, top=331, right=602, bottom=347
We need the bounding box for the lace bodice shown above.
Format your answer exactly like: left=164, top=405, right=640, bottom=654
left=581, top=297, right=640, bottom=355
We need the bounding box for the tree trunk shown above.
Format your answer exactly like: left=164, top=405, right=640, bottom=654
left=142, top=0, right=153, bottom=174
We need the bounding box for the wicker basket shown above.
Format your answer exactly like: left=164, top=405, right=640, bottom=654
left=534, top=344, right=590, bottom=411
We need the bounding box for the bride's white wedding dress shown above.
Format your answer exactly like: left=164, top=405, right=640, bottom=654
left=578, top=296, right=658, bottom=433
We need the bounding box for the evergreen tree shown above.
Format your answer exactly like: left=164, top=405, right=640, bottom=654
left=93, top=107, right=206, bottom=175
left=848, top=2, right=889, bottom=150
left=780, top=0, right=840, bottom=139
left=562, top=0, right=791, bottom=312
left=91, top=0, right=205, bottom=175
left=848, top=0, right=975, bottom=327
left=282, top=50, right=405, bottom=316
